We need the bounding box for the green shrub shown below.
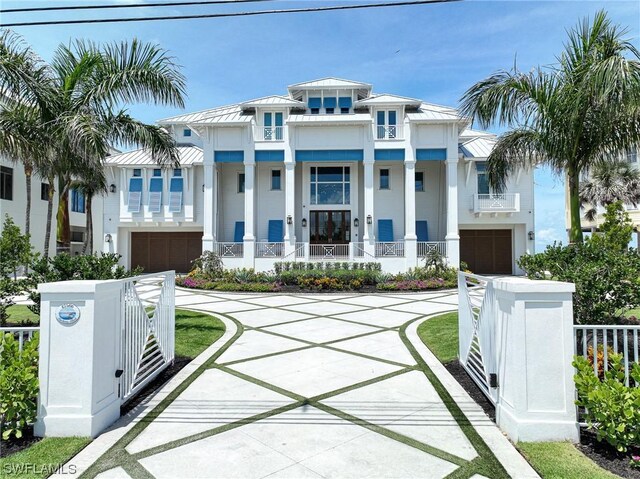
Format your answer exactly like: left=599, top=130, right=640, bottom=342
left=211, top=282, right=279, bottom=292
left=0, top=214, right=37, bottom=280
left=0, top=332, right=39, bottom=440
left=574, top=354, right=640, bottom=452
left=191, top=250, right=224, bottom=279
left=274, top=261, right=381, bottom=273
left=277, top=268, right=380, bottom=287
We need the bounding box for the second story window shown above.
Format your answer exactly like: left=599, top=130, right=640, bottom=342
left=0, top=166, right=13, bottom=201
left=183, top=128, right=192, bottom=137
left=133, top=168, right=141, bottom=177
left=379, top=169, right=390, bottom=190
left=308, top=97, right=321, bottom=115
left=271, top=170, right=281, bottom=190
left=475, top=162, right=502, bottom=195
left=339, top=96, right=352, bottom=114
left=415, top=171, right=424, bottom=192
left=41, top=183, right=50, bottom=201
left=149, top=173, right=163, bottom=213
left=264, top=112, right=283, bottom=140
left=376, top=110, right=397, bottom=139
left=71, top=189, right=85, bottom=213
left=153, top=168, right=162, bottom=177
left=323, top=97, right=336, bottom=114
left=174, top=168, right=182, bottom=177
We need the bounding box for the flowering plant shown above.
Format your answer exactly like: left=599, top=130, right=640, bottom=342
left=630, top=455, right=640, bottom=469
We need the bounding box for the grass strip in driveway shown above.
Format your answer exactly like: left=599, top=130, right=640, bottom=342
left=175, top=309, right=226, bottom=359
left=417, top=311, right=458, bottom=363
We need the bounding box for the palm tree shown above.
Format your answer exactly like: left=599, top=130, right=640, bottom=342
left=70, top=162, right=108, bottom=254
left=580, top=159, right=640, bottom=224
left=459, top=11, right=640, bottom=243
left=0, top=32, right=186, bottom=256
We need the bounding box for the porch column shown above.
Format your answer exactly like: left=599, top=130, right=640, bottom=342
left=243, top=156, right=256, bottom=267
left=363, top=155, right=375, bottom=257
left=445, top=156, right=460, bottom=268
left=284, top=161, right=296, bottom=256
left=202, top=163, right=215, bottom=252
left=404, top=156, right=418, bottom=268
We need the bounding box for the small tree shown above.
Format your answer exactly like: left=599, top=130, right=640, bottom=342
left=0, top=214, right=36, bottom=280
left=596, top=201, right=634, bottom=252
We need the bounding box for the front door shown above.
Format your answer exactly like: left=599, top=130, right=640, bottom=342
left=310, top=210, right=351, bottom=243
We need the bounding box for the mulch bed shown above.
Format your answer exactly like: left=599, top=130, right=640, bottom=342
left=445, top=359, right=640, bottom=478
left=0, top=426, right=40, bottom=458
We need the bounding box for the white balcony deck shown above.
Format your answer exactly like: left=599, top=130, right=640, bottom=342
left=472, top=193, right=520, bottom=216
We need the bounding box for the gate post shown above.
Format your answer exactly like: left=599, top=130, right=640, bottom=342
left=492, top=277, right=579, bottom=442
left=35, top=280, right=122, bottom=438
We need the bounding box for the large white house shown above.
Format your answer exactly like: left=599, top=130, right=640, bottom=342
left=102, top=78, right=535, bottom=274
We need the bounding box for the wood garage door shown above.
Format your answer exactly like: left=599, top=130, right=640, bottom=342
left=460, top=229, right=513, bottom=274
left=131, top=232, right=202, bottom=273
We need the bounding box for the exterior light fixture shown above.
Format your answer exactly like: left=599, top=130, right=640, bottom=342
left=109, top=184, right=116, bottom=193
left=202, top=184, right=205, bottom=192
left=528, top=230, right=535, bottom=241
left=286, top=215, right=293, bottom=225
left=104, top=234, right=112, bottom=243
left=354, top=218, right=359, bottom=227
left=366, top=215, right=372, bottom=225
left=302, top=218, right=307, bottom=227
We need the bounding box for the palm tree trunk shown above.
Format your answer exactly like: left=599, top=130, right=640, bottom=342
left=44, top=178, right=55, bottom=258
left=568, top=168, right=584, bottom=244
left=57, top=182, right=71, bottom=254
left=24, top=164, right=32, bottom=274
left=83, top=194, right=93, bottom=254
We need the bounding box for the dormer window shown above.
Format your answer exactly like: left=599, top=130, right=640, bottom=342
left=339, top=97, right=352, bottom=114
left=377, top=110, right=397, bottom=139
left=309, top=97, right=321, bottom=114
left=323, top=97, right=336, bottom=115
left=263, top=112, right=283, bottom=140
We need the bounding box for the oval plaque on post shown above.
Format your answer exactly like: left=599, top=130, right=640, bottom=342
left=56, top=304, right=81, bottom=325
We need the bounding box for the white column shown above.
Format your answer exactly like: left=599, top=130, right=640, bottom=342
left=284, top=161, right=296, bottom=256
left=445, top=156, right=460, bottom=268
left=492, top=277, right=579, bottom=442
left=363, top=156, right=375, bottom=257
left=243, top=157, right=256, bottom=267
left=35, top=281, right=122, bottom=438
left=202, top=163, right=215, bottom=252
left=404, top=157, right=417, bottom=268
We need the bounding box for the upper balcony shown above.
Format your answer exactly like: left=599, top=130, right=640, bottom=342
left=254, top=125, right=285, bottom=142
left=472, top=193, right=520, bottom=216
left=376, top=125, right=402, bottom=140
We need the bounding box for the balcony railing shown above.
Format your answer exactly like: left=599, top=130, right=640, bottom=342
left=417, top=241, right=447, bottom=258
left=309, top=244, right=349, bottom=260
left=375, top=241, right=405, bottom=257
left=376, top=125, right=399, bottom=140
left=214, top=242, right=243, bottom=258
left=255, top=242, right=284, bottom=258
left=473, top=193, right=520, bottom=214
left=255, top=125, right=284, bottom=141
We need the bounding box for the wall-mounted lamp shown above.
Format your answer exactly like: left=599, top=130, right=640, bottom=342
left=202, top=184, right=205, bottom=192
left=354, top=218, right=359, bottom=227
left=366, top=215, right=372, bottom=225
left=109, top=184, right=116, bottom=193
left=286, top=215, right=293, bottom=225
left=528, top=230, right=535, bottom=241
left=104, top=233, right=112, bottom=243
left=302, top=218, right=307, bottom=227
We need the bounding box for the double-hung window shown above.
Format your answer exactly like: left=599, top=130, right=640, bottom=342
left=168, top=169, right=183, bottom=213
left=379, top=169, right=390, bottom=190
left=310, top=166, right=350, bottom=205
left=271, top=170, right=281, bottom=190
left=0, top=166, right=13, bottom=201
left=263, top=112, right=283, bottom=140
left=376, top=110, right=397, bottom=139
left=148, top=169, right=163, bottom=213
left=128, top=169, right=143, bottom=213
left=476, top=162, right=501, bottom=195
left=71, top=189, right=85, bottom=213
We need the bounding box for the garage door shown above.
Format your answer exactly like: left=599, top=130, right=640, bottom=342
left=131, top=232, right=202, bottom=273
left=460, top=229, right=512, bottom=274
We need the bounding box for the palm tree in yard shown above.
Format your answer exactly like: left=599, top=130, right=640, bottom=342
left=580, top=159, right=640, bottom=224
left=459, top=11, right=640, bottom=243
left=0, top=31, right=186, bottom=256
left=71, top=162, right=108, bottom=254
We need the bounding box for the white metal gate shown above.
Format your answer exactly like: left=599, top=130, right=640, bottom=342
left=119, top=271, right=175, bottom=402
left=458, top=272, right=498, bottom=404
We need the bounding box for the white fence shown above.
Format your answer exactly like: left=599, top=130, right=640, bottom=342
left=120, top=271, right=175, bottom=402
left=458, top=272, right=498, bottom=404
left=417, top=241, right=447, bottom=258
left=0, top=326, right=39, bottom=351
left=574, top=325, right=640, bottom=387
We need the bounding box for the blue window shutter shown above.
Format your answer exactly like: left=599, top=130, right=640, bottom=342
left=308, top=97, right=321, bottom=109
left=128, top=177, right=143, bottom=213
left=416, top=148, right=447, bottom=161
left=339, top=97, right=352, bottom=108
left=264, top=112, right=272, bottom=127
left=378, top=219, right=394, bottom=242
left=323, top=97, right=337, bottom=109
left=234, top=221, right=245, bottom=242
left=168, top=178, right=183, bottom=213
left=377, top=111, right=385, bottom=125
left=148, top=177, right=163, bottom=213
left=416, top=221, right=429, bottom=242
left=267, top=220, right=284, bottom=242
left=388, top=111, right=397, bottom=125
left=275, top=112, right=283, bottom=126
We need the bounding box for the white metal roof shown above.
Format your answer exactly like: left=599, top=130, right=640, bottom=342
left=191, top=109, right=253, bottom=125
left=104, top=145, right=203, bottom=166
left=240, top=95, right=305, bottom=108
left=287, top=113, right=373, bottom=124
left=158, top=104, right=240, bottom=124
left=406, top=102, right=464, bottom=122
left=459, top=137, right=497, bottom=159
left=355, top=93, right=422, bottom=106
left=287, top=77, right=372, bottom=90
left=459, top=128, right=497, bottom=139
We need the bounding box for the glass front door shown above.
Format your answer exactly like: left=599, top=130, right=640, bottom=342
left=310, top=210, right=351, bottom=244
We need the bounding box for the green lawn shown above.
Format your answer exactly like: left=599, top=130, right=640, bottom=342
left=0, top=437, right=90, bottom=479
left=518, top=442, right=621, bottom=479
left=418, top=312, right=622, bottom=479
left=175, top=309, right=226, bottom=358
left=5, top=305, right=39, bottom=326
left=625, top=307, right=640, bottom=318
left=417, top=311, right=459, bottom=363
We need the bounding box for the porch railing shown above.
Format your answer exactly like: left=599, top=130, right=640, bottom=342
left=295, top=242, right=306, bottom=259
left=0, top=326, right=39, bottom=351
left=255, top=125, right=284, bottom=141
left=309, top=243, right=349, bottom=260
left=376, top=125, right=399, bottom=140
left=214, top=242, right=243, bottom=258
left=375, top=241, right=405, bottom=257
left=473, top=193, right=520, bottom=213
left=255, top=242, right=284, bottom=258
left=417, top=241, right=447, bottom=258
left=574, top=325, right=640, bottom=387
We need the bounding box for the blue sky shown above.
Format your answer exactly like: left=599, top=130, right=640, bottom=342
left=3, top=0, right=639, bottom=249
